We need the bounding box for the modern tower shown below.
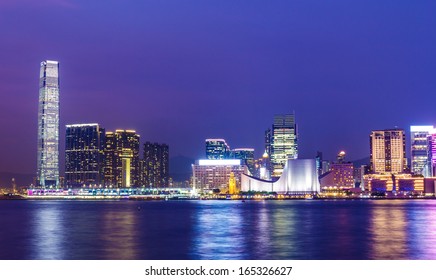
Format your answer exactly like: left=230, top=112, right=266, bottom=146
left=231, top=148, right=255, bottom=174
left=65, top=124, right=105, bottom=187
left=370, top=129, right=407, bottom=174
left=143, top=142, right=169, bottom=188
left=410, top=126, right=434, bottom=175
left=205, top=139, right=230, bottom=159
left=268, top=114, right=298, bottom=178
left=103, top=130, right=140, bottom=187
left=37, top=60, right=60, bottom=187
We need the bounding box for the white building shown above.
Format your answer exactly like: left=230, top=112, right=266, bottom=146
left=241, top=159, right=319, bottom=194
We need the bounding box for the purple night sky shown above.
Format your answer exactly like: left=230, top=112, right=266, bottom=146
left=0, top=0, right=435, bottom=175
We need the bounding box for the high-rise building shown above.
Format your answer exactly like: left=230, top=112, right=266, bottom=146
left=65, top=124, right=105, bottom=187
left=143, top=142, right=169, bottom=188
left=205, top=139, right=230, bottom=159
left=370, top=129, right=406, bottom=174
left=410, top=126, right=434, bottom=175
left=103, top=130, right=140, bottom=187
left=426, top=131, right=436, bottom=177
left=37, top=60, right=60, bottom=187
left=267, top=114, right=298, bottom=178
left=231, top=148, right=255, bottom=174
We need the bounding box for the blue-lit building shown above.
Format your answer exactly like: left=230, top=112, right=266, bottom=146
left=205, top=139, right=230, bottom=159
left=37, top=60, right=60, bottom=187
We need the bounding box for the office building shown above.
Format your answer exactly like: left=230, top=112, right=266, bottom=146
left=410, top=126, right=434, bottom=175
left=37, top=60, right=60, bottom=187
left=143, top=142, right=169, bottom=188
left=104, top=130, right=140, bottom=187
left=369, top=129, right=406, bottom=174
left=231, top=148, right=255, bottom=174
left=266, top=114, right=298, bottom=178
left=192, top=159, right=247, bottom=193
left=65, top=124, right=105, bottom=187
left=205, top=139, right=230, bottom=159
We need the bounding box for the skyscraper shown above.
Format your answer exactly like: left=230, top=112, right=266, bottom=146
left=410, top=126, right=434, bottom=175
left=231, top=148, right=255, bottom=174
left=37, top=60, right=60, bottom=187
left=370, top=129, right=406, bottom=174
left=104, top=130, right=140, bottom=187
left=267, top=114, right=298, bottom=178
left=65, top=124, right=105, bottom=187
left=143, top=142, right=169, bottom=188
left=205, top=139, right=230, bottom=159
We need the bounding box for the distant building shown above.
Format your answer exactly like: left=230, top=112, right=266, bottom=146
left=370, top=129, right=406, bottom=174
left=266, top=114, right=298, bottom=178
left=410, top=126, right=434, bottom=175
left=192, top=159, right=247, bottom=193
left=205, top=139, right=230, bottom=159
left=143, top=142, right=169, bottom=188
left=319, top=151, right=354, bottom=193
left=241, top=159, right=319, bottom=194
left=65, top=124, right=105, bottom=187
left=231, top=148, right=255, bottom=175
left=253, top=151, right=271, bottom=180
left=104, top=130, right=140, bottom=187
left=37, top=60, right=60, bottom=187
left=426, top=131, right=436, bottom=177
left=320, top=163, right=354, bottom=191
left=363, top=173, right=424, bottom=193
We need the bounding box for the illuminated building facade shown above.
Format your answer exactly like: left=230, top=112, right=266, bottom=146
left=205, top=139, right=230, bottom=159
left=192, top=159, right=247, bottom=193
left=369, top=129, right=406, bottom=174
left=363, top=173, right=424, bottom=193
left=410, top=126, right=434, bottom=175
left=426, top=131, right=436, bottom=177
left=143, top=142, right=169, bottom=187
left=241, top=159, right=319, bottom=194
left=319, top=162, right=354, bottom=191
left=65, top=124, right=105, bottom=187
left=104, top=130, right=140, bottom=187
left=266, top=114, right=298, bottom=178
left=231, top=148, right=255, bottom=174
left=37, top=60, right=60, bottom=187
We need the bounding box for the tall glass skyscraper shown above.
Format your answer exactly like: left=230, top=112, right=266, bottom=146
left=37, top=60, right=60, bottom=187
left=205, top=139, right=230, bottom=159
left=410, top=126, right=434, bottom=175
left=267, top=114, right=298, bottom=178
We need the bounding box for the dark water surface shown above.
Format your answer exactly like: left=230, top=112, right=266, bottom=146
left=1, top=199, right=436, bottom=260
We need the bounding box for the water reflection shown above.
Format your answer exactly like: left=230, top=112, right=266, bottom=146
left=30, top=202, right=65, bottom=259
left=407, top=202, right=436, bottom=259
left=5, top=199, right=436, bottom=260
left=101, top=209, right=138, bottom=259
left=191, top=201, right=247, bottom=259
left=369, top=201, right=407, bottom=259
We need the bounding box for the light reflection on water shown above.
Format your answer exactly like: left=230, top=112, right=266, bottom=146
left=31, top=202, right=65, bottom=260
left=370, top=200, right=408, bottom=259
left=2, top=199, right=436, bottom=259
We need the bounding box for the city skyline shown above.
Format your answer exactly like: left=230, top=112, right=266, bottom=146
left=1, top=1, right=436, bottom=175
